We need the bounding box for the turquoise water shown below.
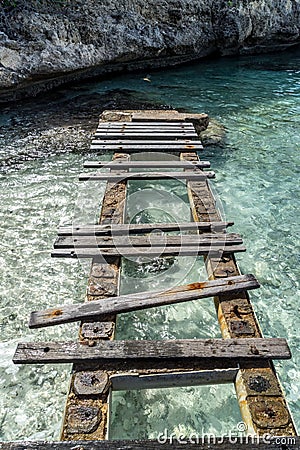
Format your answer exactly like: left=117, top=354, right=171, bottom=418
left=0, top=47, right=299, bottom=440
left=108, top=51, right=300, bottom=438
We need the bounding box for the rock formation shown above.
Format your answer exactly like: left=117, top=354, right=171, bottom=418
left=0, top=0, right=299, bottom=100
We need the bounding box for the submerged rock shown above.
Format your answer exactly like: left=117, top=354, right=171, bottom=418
left=200, top=119, right=226, bottom=148
left=0, top=89, right=173, bottom=169
left=0, top=0, right=299, bottom=101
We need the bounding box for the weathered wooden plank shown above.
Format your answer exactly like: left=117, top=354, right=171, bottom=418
left=54, top=233, right=243, bottom=249
left=51, top=244, right=246, bottom=259
left=97, top=121, right=195, bottom=125
left=97, top=121, right=195, bottom=126
left=1, top=438, right=299, bottom=449
left=110, top=368, right=238, bottom=390
left=91, top=139, right=203, bottom=145
left=58, top=221, right=234, bottom=236
left=96, top=126, right=196, bottom=131
left=12, top=338, right=291, bottom=366
left=29, top=274, right=260, bottom=328
left=94, top=133, right=198, bottom=140
left=131, top=111, right=207, bottom=124
left=95, top=131, right=198, bottom=136
left=90, top=144, right=203, bottom=152
left=96, top=130, right=196, bottom=135
left=79, top=171, right=215, bottom=181
left=83, top=160, right=211, bottom=169
left=94, top=130, right=199, bottom=141
left=98, top=122, right=194, bottom=128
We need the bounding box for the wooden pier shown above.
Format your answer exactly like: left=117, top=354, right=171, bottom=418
left=10, top=109, right=298, bottom=447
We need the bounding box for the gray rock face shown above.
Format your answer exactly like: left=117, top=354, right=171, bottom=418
left=0, top=0, right=299, bottom=100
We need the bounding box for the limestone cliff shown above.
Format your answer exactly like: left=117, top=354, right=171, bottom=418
left=0, top=0, right=299, bottom=100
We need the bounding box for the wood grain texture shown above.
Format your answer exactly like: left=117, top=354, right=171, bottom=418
left=0, top=435, right=300, bottom=450
left=94, top=133, right=198, bottom=139
left=1, top=438, right=299, bottom=449
left=78, top=171, right=215, bottom=181
left=96, top=121, right=195, bottom=126
left=54, top=233, right=243, bottom=249
left=97, top=121, right=196, bottom=126
left=90, top=144, right=203, bottom=152
left=58, top=221, right=234, bottom=236
left=29, top=274, right=259, bottom=328
left=83, top=160, right=211, bottom=169
left=91, top=140, right=203, bottom=145
left=110, top=368, right=239, bottom=390
left=51, top=244, right=246, bottom=259
left=13, top=338, right=291, bottom=367
left=95, top=128, right=195, bottom=133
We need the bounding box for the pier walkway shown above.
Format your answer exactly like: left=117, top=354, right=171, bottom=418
left=9, top=110, right=298, bottom=448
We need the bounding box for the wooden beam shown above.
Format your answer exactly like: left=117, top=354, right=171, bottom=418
left=12, top=338, right=291, bottom=367
left=110, top=368, right=238, bottom=390
left=90, top=144, right=203, bottom=152
left=51, top=244, right=246, bottom=259
left=54, top=233, right=243, bottom=249
left=131, top=111, right=207, bottom=123
left=29, top=274, right=260, bottom=328
left=1, top=439, right=299, bottom=449
left=96, top=127, right=196, bottom=132
left=91, top=138, right=203, bottom=148
left=59, top=150, right=130, bottom=440
left=96, top=122, right=195, bottom=125
left=83, top=161, right=211, bottom=169
left=181, top=152, right=297, bottom=435
left=98, top=122, right=194, bottom=125
left=94, top=133, right=198, bottom=139
left=97, top=121, right=196, bottom=126
left=91, top=140, right=203, bottom=145
left=78, top=171, right=215, bottom=181
left=58, top=221, right=234, bottom=237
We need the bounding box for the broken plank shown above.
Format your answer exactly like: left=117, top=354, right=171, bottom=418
left=29, top=274, right=260, bottom=328
left=51, top=244, right=246, bottom=259
left=83, top=161, right=211, bottom=169
left=54, top=233, right=243, bottom=249
left=110, top=368, right=238, bottom=390
left=13, top=338, right=291, bottom=367
left=58, top=221, right=234, bottom=236
left=79, top=171, right=215, bottom=181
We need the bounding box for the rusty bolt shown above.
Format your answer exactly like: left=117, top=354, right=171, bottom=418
left=248, top=398, right=290, bottom=429
left=74, top=371, right=110, bottom=397
left=66, top=405, right=101, bottom=434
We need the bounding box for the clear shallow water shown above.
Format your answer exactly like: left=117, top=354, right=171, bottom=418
left=0, top=47, right=299, bottom=440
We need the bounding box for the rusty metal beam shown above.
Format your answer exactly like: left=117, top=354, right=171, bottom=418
left=181, top=151, right=297, bottom=436
left=60, top=118, right=129, bottom=439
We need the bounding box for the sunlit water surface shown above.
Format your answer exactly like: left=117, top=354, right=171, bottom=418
left=0, top=48, right=299, bottom=440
